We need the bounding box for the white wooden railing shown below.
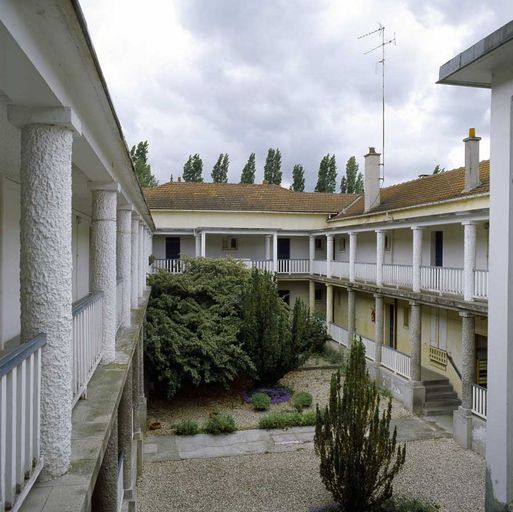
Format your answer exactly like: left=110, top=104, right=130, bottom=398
left=420, top=266, right=464, bottom=295
left=474, top=269, right=488, bottom=299
left=153, top=259, right=184, bottom=273
left=277, top=259, right=309, bottom=274
left=354, top=262, right=376, bottom=283
left=249, top=260, right=273, bottom=271
left=72, top=292, right=104, bottom=407
left=116, top=279, right=123, bottom=331
left=312, top=259, right=327, bottom=276
left=382, top=264, right=413, bottom=288
left=472, top=384, right=487, bottom=419
left=329, top=323, right=349, bottom=347
left=331, top=260, right=349, bottom=279
left=0, top=334, right=46, bottom=511
left=381, top=345, right=411, bottom=379
left=360, top=336, right=376, bottom=361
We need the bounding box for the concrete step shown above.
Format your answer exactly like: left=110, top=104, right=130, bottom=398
left=423, top=405, right=460, bottom=416
left=425, top=390, right=458, bottom=400
left=422, top=378, right=451, bottom=387
left=424, top=398, right=461, bottom=408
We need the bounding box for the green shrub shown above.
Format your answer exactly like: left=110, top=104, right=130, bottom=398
left=379, top=386, right=393, bottom=400
left=385, top=496, right=440, bottom=512
left=174, top=419, right=199, bottom=436
left=293, top=391, right=313, bottom=411
left=301, top=410, right=317, bottom=426
left=315, top=340, right=406, bottom=512
left=204, top=413, right=236, bottom=434
left=259, top=410, right=316, bottom=429
left=291, top=299, right=330, bottom=354
left=307, top=312, right=331, bottom=352
left=251, top=392, right=271, bottom=411
left=321, top=346, right=346, bottom=368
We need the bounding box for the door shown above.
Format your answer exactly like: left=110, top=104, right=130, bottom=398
left=434, top=231, right=443, bottom=267
left=386, top=304, right=397, bottom=349
left=277, top=238, right=290, bottom=260
left=166, top=237, right=181, bottom=259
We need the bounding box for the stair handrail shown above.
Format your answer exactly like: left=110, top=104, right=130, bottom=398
left=446, top=352, right=462, bottom=380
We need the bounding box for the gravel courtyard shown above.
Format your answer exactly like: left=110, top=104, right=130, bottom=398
left=137, top=437, right=485, bottom=512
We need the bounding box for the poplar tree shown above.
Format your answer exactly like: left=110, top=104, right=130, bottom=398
left=340, top=156, right=363, bottom=193
left=291, top=164, right=305, bottom=192
left=183, top=154, right=203, bottom=182
left=326, top=154, right=337, bottom=192
left=212, top=153, right=229, bottom=183
left=316, top=154, right=333, bottom=192
left=240, top=153, right=256, bottom=183
left=263, top=148, right=282, bottom=185
left=130, top=141, right=159, bottom=187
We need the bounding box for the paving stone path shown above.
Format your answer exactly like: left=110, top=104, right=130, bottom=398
left=144, top=415, right=451, bottom=463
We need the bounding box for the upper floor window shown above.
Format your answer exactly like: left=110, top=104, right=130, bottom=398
left=338, top=237, right=346, bottom=252
left=384, top=233, right=392, bottom=252
left=222, top=237, right=238, bottom=250
left=315, top=238, right=323, bottom=250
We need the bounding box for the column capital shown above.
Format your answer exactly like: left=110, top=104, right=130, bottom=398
left=325, top=283, right=333, bottom=289
left=88, top=181, right=120, bottom=193
left=411, top=225, right=424, bottom=231
left=461, top=219, right=479, bottom=226
left=375, top=228, right=385, bottom=234
left=373, top=293, right=384, bottom=299
left=326, top=234, right=334, bottom=240
left=131, top=211, right=140, bottom=221
left=459, top=310, right=475, bottom=318
left=117, top=204, right=133, bottom=212
left=8, top=105, right=82, bottom=135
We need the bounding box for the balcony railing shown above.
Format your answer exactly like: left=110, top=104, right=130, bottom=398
left=153, top=258, right=184, bottom=273
left=360, top=336, right=376, bottom=361
left=329, top=323, right=349, bottom=347
left=116, top=279, right=123, bottom=331
left=331, top=260, right=349, bottom=279
left=277, top=259, right=309, bottom=274
left=420, top=266, right=464, bottom=296
left=381, top=345, right=411, bottom=379
left=248, top=259, right=273, bottom=272
left=472, top=384, right=487, bottom=419
left=474, top=269, right=488, bottom=299
left=0, top=333, right=46, bottom=511
left=354, top=262, right=377, bottom=283
left=72, top=292, right=104, bottom=407
left=382, top=264, right=413, bottom=289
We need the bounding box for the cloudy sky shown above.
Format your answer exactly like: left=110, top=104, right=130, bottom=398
left=81, top=0, right=512, bottom=190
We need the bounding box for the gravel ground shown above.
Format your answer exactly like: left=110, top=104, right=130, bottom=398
left=137, top=438, right=485, bottom=512
left=147, top=365, right=411, bottom=434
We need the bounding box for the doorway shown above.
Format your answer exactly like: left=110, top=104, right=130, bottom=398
left=278, top=238, right=290, bottom=259
left=166, top=237, right=181, bottom=259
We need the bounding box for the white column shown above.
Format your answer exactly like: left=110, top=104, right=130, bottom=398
left=200, top=231, right=206, bottom=257
left=326, top=284, right=333, bottom=324
left=326, top=235, right=333, bottom=278
left=309, top=280, right=315, bottom=312
left=195, top=234, right=201, bottom=257
left=272, top=232, right=278, bottom=272
left=11, top=107, right=77, bottom=478
left=376, top=230, right=385, bottom=287
left=463, top=221, right=477, bottom=301
left=117, top=206, right=132, bottom=328
left=412, top=226, right=423, bottom=293
left=347, top=287, right=355, bottom=342
left=410, top=302, right=422, bottom=381
left=309, top=235, right=315, bottom=275
left=374, top=294, right=384, bottom=364
left=90, top=183, right=118, bottom=363
left=265, top=235, right=272, bottom=260
left=349, top=232, right=357, bottom=282
left=138, top=221, right=144, bottom=299
left=131, top=213, right=139, bottom=308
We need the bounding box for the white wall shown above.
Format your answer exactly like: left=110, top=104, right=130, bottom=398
left=277, top=280, right=309, bottom=307
left=288, top=237, right=309, bottom=259
left=206, top=234, right=266, bottom=260
left=356, top=231, right=376, bottom=263
left=71, top=213, right=90, bottom=302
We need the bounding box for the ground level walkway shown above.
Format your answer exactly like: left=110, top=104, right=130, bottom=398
left=138, top=415, right=484, bottom=512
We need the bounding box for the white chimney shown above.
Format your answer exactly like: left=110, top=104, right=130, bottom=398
left=463, top=128, right=481, bottom=192
left=364, top=147, right=381, bottom=212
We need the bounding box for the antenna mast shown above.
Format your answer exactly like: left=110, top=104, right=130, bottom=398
left=358, top=23, right=396, bottom=182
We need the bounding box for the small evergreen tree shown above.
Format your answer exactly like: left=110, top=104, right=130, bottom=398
left=263, top=148, right=282, bottom=185
left=183, top=154, right=204, bottom=182
left=340, top=156, right=363, bottom=193
left=326, top=154, right=337, bottom=193
left=432, top=164, right=445, bottom=174
left=291, top=164, right=305, bottom=192
left=315, top=339, right=406, bottom=512
left=212, top=153, right=229, bottom=183
left=240, top=153, right=256, bottom=183
left=130, top=141, right=159, bottom=187
left=316, top=154, right=331, bottom=192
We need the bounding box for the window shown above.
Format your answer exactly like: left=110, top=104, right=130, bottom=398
left=339, top=237, right=346, bottom=252
left=278, top=290, right=290, bottom=306
left=222, top=237, right=238, bottom=250
left=315, top=238, right=323, bottom=250
left=384, top=233, right=392, bottom=252
left=314, top=289, right=323, bottom=302
left=403, top=307, right=409, bottom=328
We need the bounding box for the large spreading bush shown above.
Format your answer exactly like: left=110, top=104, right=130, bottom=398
left=291, top=298, right=330, bottom=353
left=145, top=258, right=254, bottom=398
left=315, top=339, right=406, bottom=512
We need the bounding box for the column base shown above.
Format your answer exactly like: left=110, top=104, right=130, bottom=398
left=369, top=362, right=381, bottom=381
left=410, top=380, right=426, bottom=414
left=453, top=406, right=473, bottom=449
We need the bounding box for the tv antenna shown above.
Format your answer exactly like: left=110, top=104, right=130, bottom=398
left=358, top=23, right=396, bottom=182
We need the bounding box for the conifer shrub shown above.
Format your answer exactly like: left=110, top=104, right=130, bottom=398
left=251, top=392, right=271, bottom=411
left=314, top=339, right=406, bottom=512
left=293, top=391, right=313, bottom=411
left=174, top=419, right=199, bottom=436
left=204, top=413, right=236, bottom=434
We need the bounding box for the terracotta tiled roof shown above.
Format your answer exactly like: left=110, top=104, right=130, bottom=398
left=330, top=160, right=490, bottom=220
left=144, top=182, right=357, bottom=214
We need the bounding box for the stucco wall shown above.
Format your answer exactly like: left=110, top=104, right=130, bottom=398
left=277, top=280, right=309, bottom=308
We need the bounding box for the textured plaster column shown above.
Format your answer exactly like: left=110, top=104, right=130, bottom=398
left=138, top=221, right=144, bottom=299
left=118, top=364, right=133, bottom=494
left=309, top=235, right=315, bottom=275
left=91, top=184, right=118, bottom=363
left=195, top=234, right=201, bottom=257
left=131, top=214, right=139, bottom=308
left=92, top=417, right=119, bottom=512
left=412, top=227, right=423, bottom=293
left=347, top=288, right=356, bottom=342
left=326, top=235, right=333, bottom=278
left=374, top=294, right=384, bottom=364
left=309, top=280, right=315, bottom=312
left=265, top=235, right=272, bottom=261
left=349, top=232, right=357, bottom=283
left=272, top=232, right=278, bottom=272
left=410, top=302, right=422, bottom=381
left=11, top=107, right=78, bottom=478
left=117, top=206, right=132, bottom=328
left=200, top=231, right=206, bottom=257
left=463, top=221, right=477, bottom=301
left=376, top=230, right=385, bottom=287
left=326, top=284, right=333, bottom=324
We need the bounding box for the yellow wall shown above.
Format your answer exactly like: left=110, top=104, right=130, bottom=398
left=354, top=292, right=375, bottom=340
left=333, top=286, right=348, bottom=326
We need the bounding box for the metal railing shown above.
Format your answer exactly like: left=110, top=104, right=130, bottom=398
left=312, top=259, right=327, bottom=276
left=474, top=269, right=488, bottom=299
left=472, top=384, right=487, bottom=419
left=277, top=259, right=309, bottom=274
left=381, top=345, right=411, bottom=379
left=382, top=264, right=413, bottom=288
left=329, top=323, right=349, bottom=347
left=331, top=260, right=349, bottom=279
left=354, top=262, right=376, bottom=283
left=116, top=279, right=123, bottom=331
left=0, top=334, right=46, bottom=511
left=72, top=292, right=104, bottom=407
left=420, top=266, right=464, bottom=295
left=153, top=258, right=184, bottom=273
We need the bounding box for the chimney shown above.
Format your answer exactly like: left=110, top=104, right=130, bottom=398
left=364, top=147, right=381, bottom=212
left=177, top=176, right=182, bottom=182
left=463, top=128, right=481, bottom=192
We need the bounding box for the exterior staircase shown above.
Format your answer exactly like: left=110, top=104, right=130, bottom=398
left=422, top=373, right=461, bottom=416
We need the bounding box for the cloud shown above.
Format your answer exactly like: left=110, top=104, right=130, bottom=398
left=81, top=0, right=512, bottom=189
